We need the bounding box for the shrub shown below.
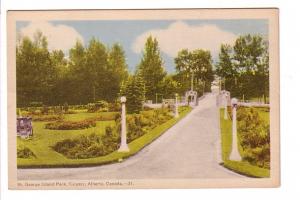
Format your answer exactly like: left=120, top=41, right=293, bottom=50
left=53, top=131, right=120, bottom=159
left=127, top=114, right=146, bottom=142
left=108, top=102, right=121, bottom=112
left=115, top=107, right=173, bottom=143
left=237, top=107, right=270, bottom=168
left=45, top=119, right=96, bottom=130
left=87, top=100, right=109, bottom=112
left=17, top=147, right=36, bottom=159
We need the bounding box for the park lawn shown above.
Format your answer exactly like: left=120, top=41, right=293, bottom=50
left=220, top=108, right=270, bottom=178
left=17, top=107, right=192, bottom=168
left=17, top=119, right=115, bottom=167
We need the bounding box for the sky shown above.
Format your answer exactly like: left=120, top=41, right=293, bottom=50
left=16, top=19, right=268, bottom=73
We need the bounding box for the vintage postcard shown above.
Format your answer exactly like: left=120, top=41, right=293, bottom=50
left=7, top=9, right=280, bottom=189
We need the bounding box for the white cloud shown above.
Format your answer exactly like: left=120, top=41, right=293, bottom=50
left=19, top=21, right=84, bottom=53
left=132, top=21, right=237, bottom=58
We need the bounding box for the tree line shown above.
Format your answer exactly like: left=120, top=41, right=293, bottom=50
left=17, top=31, right=268, bottom=109
left=17, top=32, right=214, bottom=108
left=17, top=31, right=128, bottom=107
left=216, top=34, right=269, bottom=102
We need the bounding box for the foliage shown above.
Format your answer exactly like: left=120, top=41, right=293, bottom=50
left=52, top=107, right=178, bottom=159
left=115, top=108, right=174, bottom=143
left=17, top=106, right=191, bottom=168
left=17, top=33, right=129, bottom=107
left=52, top=130, right=120, bottom=159
left=237, top=107, right=270, bottom=168
left=174, top=49, right=214, bottom=95
left=17, top=146, right=36, bottom=159
left=108, top=101, right=121, bottom=112
left=137, top=36, right=167, bottom=101
left=17, top=32, right=57, bottom=107
left=216, top=34, right=269, bottom=101
left=121, top=73, right=146, bottom=114
left=219, top=108, right=270, bottom=177
left=87, top=100, right=109, bottom=112
left=45, top=119, right=96, bottom=130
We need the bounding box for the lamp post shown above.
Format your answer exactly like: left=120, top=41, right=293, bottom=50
left=224, top=93, right=228, bottom=120
left=175, top=93, right=179, bottom=118
left=191, top=70, right=194, bottom=91
left=118, top=96, right=129, bottom=152
left=229, top=98, right=241, bottom=161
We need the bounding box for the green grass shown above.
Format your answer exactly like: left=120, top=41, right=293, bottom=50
left=17, top=120, right=115, bottom=167
left=220, top=108, right=270, bottom=178
left=17, top=108, right=192, bottom=168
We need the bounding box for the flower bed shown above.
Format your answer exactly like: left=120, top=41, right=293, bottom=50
left=45, top=119, right=96, bottom=130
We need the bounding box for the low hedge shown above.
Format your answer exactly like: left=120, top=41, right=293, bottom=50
left=31, top=114, right=62, bottom=122
left=45, top=119, right=96, bottom=130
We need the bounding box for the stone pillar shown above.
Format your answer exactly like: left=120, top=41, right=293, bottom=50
left=175, top=93, right=179, bottom=118
left=118, top=96, right=129, bottom=152
left=229, top=98, right=241, bottom=161
left=224, top=94, right=228, bottom=120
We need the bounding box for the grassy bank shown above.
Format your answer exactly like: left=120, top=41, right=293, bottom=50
left=17, top=107, right=192, bottom=168
left=220, top=108, right=270, bottom=178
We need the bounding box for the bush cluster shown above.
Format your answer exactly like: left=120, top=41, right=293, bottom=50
left=237, top=107, right=270, bottom=169
left=117, top=108, right=173, bottom=143
left=17, top=146, right=36, bottom=159
left=87, top=100, right=109, bottom=112
left=53, top=129, right=120, bottom=159
left=53, top=107, right=176, bottom=159
left=45, top=119, right=96, bottom=130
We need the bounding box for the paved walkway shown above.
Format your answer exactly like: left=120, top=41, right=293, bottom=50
left=18, top=93, right=245, bottom=180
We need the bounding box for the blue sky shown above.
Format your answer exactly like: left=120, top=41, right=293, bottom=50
left=17, top=19, right=268, bottom=73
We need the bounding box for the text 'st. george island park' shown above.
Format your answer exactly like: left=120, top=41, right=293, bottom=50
left=13, top=13, right=275, bottom=187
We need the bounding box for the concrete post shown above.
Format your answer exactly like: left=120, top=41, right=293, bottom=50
left=175, top=93, right=179, bottom=118
left=224, top=94, right=228, bottom=120
left=229, top=98, right=241, bottom=161
left=118, top=96, right=129, bottom=152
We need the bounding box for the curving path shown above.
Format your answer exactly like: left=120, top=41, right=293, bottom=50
left=18, top=93, right=245, bottom=180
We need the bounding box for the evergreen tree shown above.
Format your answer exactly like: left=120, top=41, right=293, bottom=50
left=137, top=36, right=166, bottom=101
left=121, top=73, right=145, bottom=114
